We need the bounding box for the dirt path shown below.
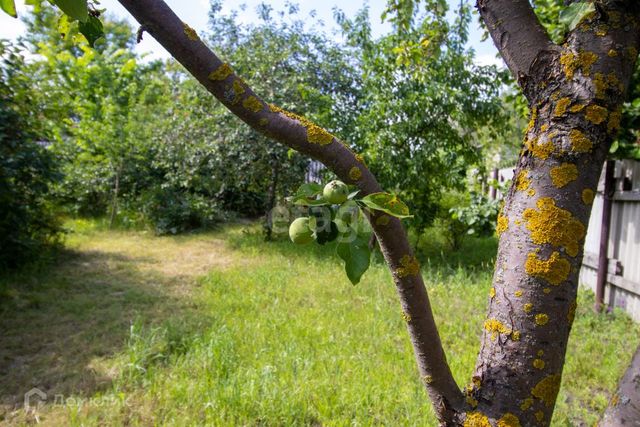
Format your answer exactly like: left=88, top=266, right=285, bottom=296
left=0, top=228, right=236, bottom=421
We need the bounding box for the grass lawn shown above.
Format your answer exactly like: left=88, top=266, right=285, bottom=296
left=1, top=220, right=638, bottom=426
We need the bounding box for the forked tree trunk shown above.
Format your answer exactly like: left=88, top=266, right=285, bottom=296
left=470, top=1, right=640, bottom=424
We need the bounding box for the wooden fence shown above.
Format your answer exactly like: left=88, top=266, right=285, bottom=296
left=496, top=159, right=640, bottom=321
left=579, top=159, right=640, bottom=321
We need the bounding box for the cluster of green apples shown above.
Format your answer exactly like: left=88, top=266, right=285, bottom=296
left=288, top=180, right=353, bottom=244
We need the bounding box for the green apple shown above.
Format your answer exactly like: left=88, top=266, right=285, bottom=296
left=289, top=217, right=315, bottom=244
left=323, top=180, right=349, bottom=204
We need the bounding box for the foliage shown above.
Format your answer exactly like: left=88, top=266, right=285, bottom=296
left=450, top=191, right=500, bottom=239
left=284, top=180, right=412, bottom=285
left=0, top=41, right=62, bottom=268
left=205, top=1, right=361, bottom=216
left=335, top=1, right=505, bottom=234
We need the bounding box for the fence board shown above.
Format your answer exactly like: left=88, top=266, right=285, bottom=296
left=579, top=159, right=640, bottom=322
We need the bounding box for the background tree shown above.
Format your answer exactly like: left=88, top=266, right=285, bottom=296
left=336, top=3, right=505, bottom=237
left=0, top=40, right=62, bottom=268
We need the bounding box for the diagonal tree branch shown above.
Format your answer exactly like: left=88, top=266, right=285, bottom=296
left=116, top=0, right=464, bottom=421
left=476, top=0, right=556, bottom=84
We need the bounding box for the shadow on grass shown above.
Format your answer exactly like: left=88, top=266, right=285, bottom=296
left=0, top=245, right=202, bottom=413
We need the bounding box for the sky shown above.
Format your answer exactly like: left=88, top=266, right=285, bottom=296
left=0, top=0, right=502, bottom=66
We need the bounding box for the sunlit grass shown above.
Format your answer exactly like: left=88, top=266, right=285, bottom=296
left=0, top=221, right=637, bottom=426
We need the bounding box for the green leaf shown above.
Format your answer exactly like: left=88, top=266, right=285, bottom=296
left=290, top=183, right=327, bottom=206
left=336, top=239, right=371, bottom=285
left=347, top=190, right=360, bottom=200
left=53, top=0, right=88, bottom=22
left=559, top=1, right=595, bottom=32
left=293, top=197, right=328, bottom=207
left=0, top=0, right=17, bottom=18
left=78, top=15, right=104, bottom=47
left=57, top=13, right=70, bottom=38
left=295, top=182, right=323, bottom=198
left=610, top=140, right=619, bottom=154
left=359, top=192, right=412, bottom=219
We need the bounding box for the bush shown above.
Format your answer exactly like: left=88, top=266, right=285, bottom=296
left=139, top=187, right=225, bottom=235
left=0, top=79, right=62, bottom=268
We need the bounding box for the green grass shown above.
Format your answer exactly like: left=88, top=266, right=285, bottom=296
left=0, top=221, right=638, bottom=426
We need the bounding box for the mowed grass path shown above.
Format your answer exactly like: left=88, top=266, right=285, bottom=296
left=1, top=221, right=638, bottom=426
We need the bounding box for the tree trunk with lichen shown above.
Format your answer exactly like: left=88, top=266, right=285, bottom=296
left=465, top=1, right=640, bottom=425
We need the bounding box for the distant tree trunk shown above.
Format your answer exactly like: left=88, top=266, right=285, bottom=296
left=109, top=164, right=122, bottom=229
left=601, top=344, right=640, bottom=425
left=264, top=156, right=279, bottom=241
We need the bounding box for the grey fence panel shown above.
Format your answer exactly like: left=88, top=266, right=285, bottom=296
left=580, top=160, right=640, bottom=322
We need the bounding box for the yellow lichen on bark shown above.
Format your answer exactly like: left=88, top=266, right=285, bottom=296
left=523, top=198, right=586, bottom=257
left=307, top=125, right=334, bottom=145
left=182, top=22, right=199, bottom=40
left=242, top=96, right=263, bottom=113
left=608, top=110, right=622, bottom=134
left=531, top=374, right=561, bottom=407
left=585, top=104, right=609, bottom=125
left=496, top=214, right=509, bottom=236
left=524, top=303, right=533, bottom=313
left=464, top=412, right=491, bottom=427
left=396, top=255, right=420, bottom=278
left=515, top=170, right=531, bottom=191
left=269, top=104, right=334, bottom=145
left=497, top=413, right=522, bottom=427
left=514, top=290, right=523, bottom=297
left=349, top=166, right=362, bottom=181
left=533, top=359, right=546, bottom=370
left=489, top=287, right=496, bottom=298
left=484, top=318, right=512, bottom=341
left=525, top=136, right=554, bottom=159
left=520, top=397, right=534, bottom=411
left=582, top=188, right=595, bottom=205
left=554, top=98, right=571, bottom=117
left=569, top=104, right=585, bottom=113
left=568, top=129, right=593, bottom=152
left=550, top=163, right=578, bottom=188
left=230, top=79, right=246, bottom=104
left=560, top=50, right=598, bottom=79
left=525, top=252, right=571, bottom=285
left=535, top=313, right=550, bottom=326
left=209, top=63, right=233, bottom=81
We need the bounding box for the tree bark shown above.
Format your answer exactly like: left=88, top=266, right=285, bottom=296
left=109, top=164, right=121, bottom=229
left=264, top=156, right=279, bottom=241
left=116, top=0, right=464, bottom=422
left=470, top=1, right=640, bottom=425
